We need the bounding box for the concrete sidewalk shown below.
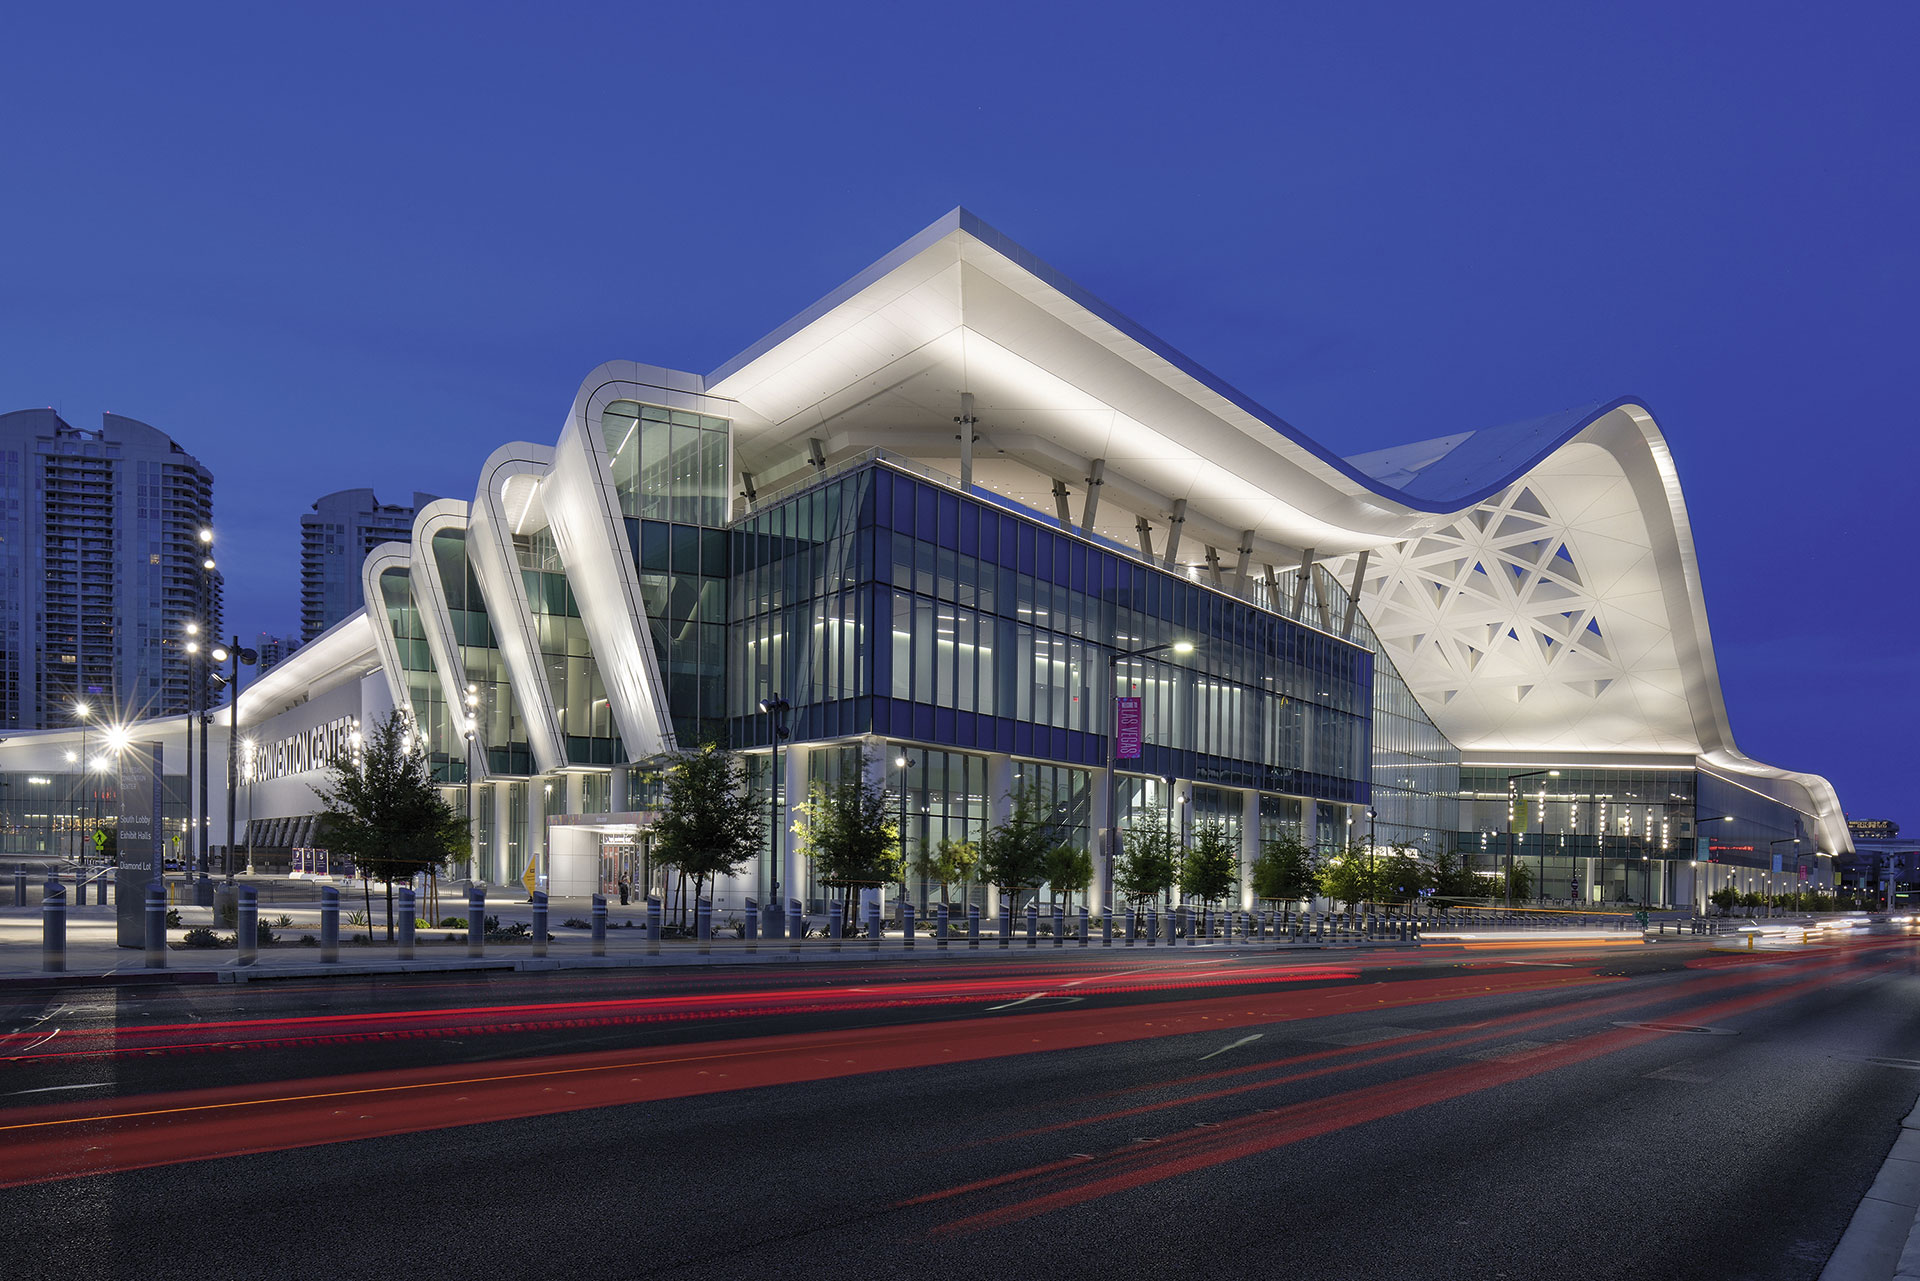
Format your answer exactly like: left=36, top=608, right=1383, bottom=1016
left=0, top=893, right=1489, bottom=985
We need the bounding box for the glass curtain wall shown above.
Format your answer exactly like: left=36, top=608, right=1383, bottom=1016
left=730, top=461, right=1373, bottom=809
left=602, top=401, right=731, bottom=748
left=377, top=568, right=462, bottom=783
left=430, top=529, right=533, bottom=775
left=512, top=527, right=622, bottom=765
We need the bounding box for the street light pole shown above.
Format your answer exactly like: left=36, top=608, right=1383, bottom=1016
left=464, top=683, right=481, bottom=882
left=1102, top=639, right=1194, bottom=916
left=1504, top=769, right=1559, bottom=907
left=73, top=701, right=90, bottom=864
left=894, top=752, right=916, bottom=909
left=1367, top=806, right=1378, bottom=913
left=760, top=696, right=790, bottom=913
left=220, top=638, right=257, bottom=886
left=197, top=531, right=216, bottom=900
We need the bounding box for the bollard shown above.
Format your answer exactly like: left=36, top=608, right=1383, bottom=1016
left=1201, top=906, right=1212, bottom=942
left=397, top=888, right=416, bottom=960
left=145, top=882, right=167, bottom=968
left=788, top=898, right=803, bottom=950
left=744, top=898, right=759, bottom=952
left=319, top=885, right=340, bottom=963
left=1123, top=907, right=1135, bottom=946
left=592, top=893, right=608, bottom=957
left=1052, top=903, right=1065, bottom=948
left=42, top=878, right=66, bottom=973
left=467, top=886, right=486, bottom=958
left=936, top=902, right=949, bottom=948
left=695, top=896, right=711, bottom=956
left=829, top=899, right=844, bottom=952
left=1146, top=906, right=1158, bottom=946
left=532, top=891, right=550, bottom=958
left=237, top=885, right=258, bottom=966
left=1000, top=899, right=1012, bottom=949
left=902, top=902, right=916, bottom=949
left=12, top=867, right=25, bottom=907
left=1078, top=904, right=1089, bottom=947
left=866, top=898, right=881, bottom=953
left=1026, top=900, right=1039, bottom=949
left=968, top=903, right=981, bottom=949
left=647, top=896, right=662, bottom=956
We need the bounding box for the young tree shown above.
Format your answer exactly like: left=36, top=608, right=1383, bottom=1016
left=1115, top=819, right=1179, bottom=907
left=911, top=836, right=978, bottom=908
left=976, top=783, right=1058, bottom=913
left=1428, top=850, right=1482, bottom=899
left=1043, top=843, right=1094, bottom=911
left=1317, top=844, right=1374, bottom=912
left=1378, top=846, right=1429, bottom=904
left=1179, top=821, right=1238, bottom=907
left=1252, top=835, right=1316, bottom=908
left=314, top=709, right=467, bottom=941
left=650, top=745, right=764, bottom=926
left=794, top=750, right=901, bottom=935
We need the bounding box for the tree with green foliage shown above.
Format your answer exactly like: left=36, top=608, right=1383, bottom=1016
left=1043, top=843, right=1094, bottom=910
left=650, top=745, right=764, bottom=927
left=1378, top=846, right=1429, bottom=904
left=1115, top=818, right=1179, bottom=907
left=1317, top=843, right=1375, bottom=911
left=1252, top=835, right=1316, bottom=908
left=315, top=709, right=468, bottom=941
left=1427, top=850, right=1482, bottom=899
left=977, top=784, right=1059, bottom=912
left=794, top=750, right=901, bottom=935
left=911, top=836, right=979, bottom=908
left=1179, top=821, right=1239, bottom=906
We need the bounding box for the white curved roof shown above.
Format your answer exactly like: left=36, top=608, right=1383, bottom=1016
left=702, top=209, right=1850, bottom=853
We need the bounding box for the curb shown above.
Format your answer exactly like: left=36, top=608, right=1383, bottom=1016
left=1821, top=1100, right=1920, bottom=1281
left=0, top=937, right=1439, bottom=987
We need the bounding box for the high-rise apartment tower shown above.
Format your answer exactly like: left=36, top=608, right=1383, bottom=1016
left=300, top=489, right=437, bottom=639
left=0, top=409, right=220, bottom=730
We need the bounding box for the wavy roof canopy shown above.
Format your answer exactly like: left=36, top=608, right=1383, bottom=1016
left=702, top=210, right=1850, bottom=853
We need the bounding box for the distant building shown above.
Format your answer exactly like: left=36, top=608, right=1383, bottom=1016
left=254, top=632, right=302, bottom=674
left=0, top=408, right=219, bottom=729
left=1849, top=819, right=1900, bottom=841
left=300, top=489, right=437, bottom=639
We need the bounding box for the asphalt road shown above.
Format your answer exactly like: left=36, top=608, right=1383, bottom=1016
left=2, top=932, right=1917, bottom=1280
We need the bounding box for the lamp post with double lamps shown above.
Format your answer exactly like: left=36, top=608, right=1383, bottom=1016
left=1366, top=806, right=1379, bottom=912
left=893, top=752, right=917, bottom=909
left=464, top=684, right=481, bottom=882
left=1102, top=639, right=1194, bottom=916
left=760, top=696, right=791, bottom=914
left=1503, top=770, right=1559, bottom=907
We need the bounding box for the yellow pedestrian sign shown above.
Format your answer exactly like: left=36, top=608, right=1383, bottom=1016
left=522, top=858, right=538, bottom=898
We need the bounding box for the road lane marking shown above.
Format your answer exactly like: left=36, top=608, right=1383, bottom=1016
left=986, top=994, right=1049, bottom=1011
left=1198, top=1034, right=1263, bottom=1061
left=6, top=1082, right=109, bottom=1096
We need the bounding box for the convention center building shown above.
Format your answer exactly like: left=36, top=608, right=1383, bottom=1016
left=0, top=211, right=1850, bottom=911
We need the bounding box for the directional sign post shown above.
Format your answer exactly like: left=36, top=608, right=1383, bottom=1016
left=115, top=743, right=163, bottom=947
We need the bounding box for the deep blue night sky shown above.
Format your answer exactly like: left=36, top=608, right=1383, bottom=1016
left=3, top=2, right=1912, bottom=821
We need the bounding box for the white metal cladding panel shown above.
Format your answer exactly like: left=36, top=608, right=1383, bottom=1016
left=468, top=443, right=566, bottom=775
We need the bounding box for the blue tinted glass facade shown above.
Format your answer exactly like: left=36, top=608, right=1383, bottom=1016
left=729, top=460, right=1373, bottom=806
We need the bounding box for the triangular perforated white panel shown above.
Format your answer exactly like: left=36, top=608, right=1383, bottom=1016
left=1339, top=444, right=1701, bottom=755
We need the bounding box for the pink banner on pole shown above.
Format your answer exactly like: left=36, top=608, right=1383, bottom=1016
left=1116, top=697, right=1143, bottom=759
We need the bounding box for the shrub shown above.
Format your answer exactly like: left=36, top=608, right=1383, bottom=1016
left=165, top=908, right=182, bottom=929
left=256, top=920, right=278, bottom=947
left=346, top=909, right=369, bottom=926
left=298, top=934, right=318, bottom=947
left=273, top=914, right=293, bottom=928
left=563, top=917, right=591, bottom=929
left=182, top=926, right=224, bottom=948
left=415, top=918, right=432, bottom=928
left=439, top=916, right=468, bottom=928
